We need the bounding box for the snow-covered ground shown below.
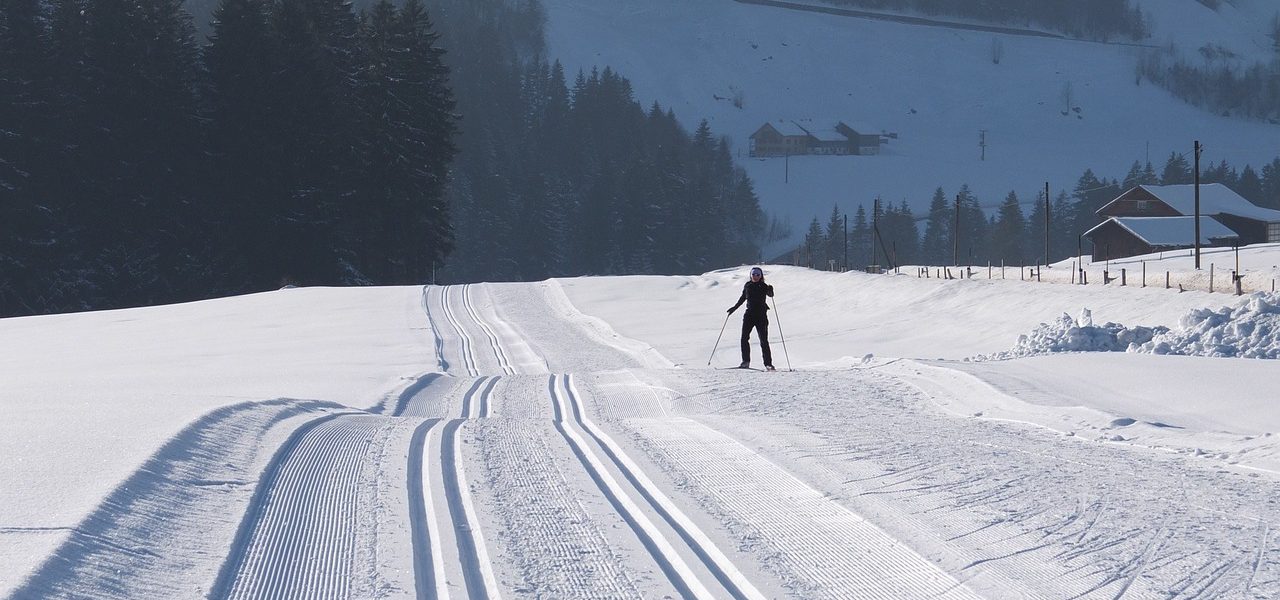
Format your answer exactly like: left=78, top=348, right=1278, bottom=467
left=541, top=0, right=1280, bottom=255
left=4, top=247, right=1280, bottom=598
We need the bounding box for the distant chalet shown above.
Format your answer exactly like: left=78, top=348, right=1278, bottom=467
left=748, top=120, right=892, bottom=157
left=1084, top=184, right=1280, bottom=261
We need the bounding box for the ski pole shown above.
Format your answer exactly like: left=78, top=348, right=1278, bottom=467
left=770, top=298, right=793, bottom=372
left=708, top=312, right=731, bottom=365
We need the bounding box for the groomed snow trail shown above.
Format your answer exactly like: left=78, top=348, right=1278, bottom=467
left=215, top=415, right=392, bottom=600
left=30, top=280, right=1280, bottom=599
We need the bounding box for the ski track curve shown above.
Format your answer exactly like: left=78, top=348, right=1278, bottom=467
left=215, top=414, right=391, bottom=600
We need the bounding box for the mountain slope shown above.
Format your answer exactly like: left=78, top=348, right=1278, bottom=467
left=542, top=0, right=1280, bottom=254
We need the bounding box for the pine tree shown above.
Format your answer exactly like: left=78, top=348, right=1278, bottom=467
left=72, top=0, right=203, bottom=306
left=991, top=190, right=1026, bottom=265
left=956, top=185, right=987, bottom=265
left=883, top=200, right=917, bottom=266
left=1261, top=158, right=1280, bottom=209
left=354, top=0, right=457, bottom=283
left=1161, top=151, right=1193, bottom=184
left=1025, top=189, right=1048, bottom=264
left=1122, top=160, right=1145, bottom=189
left=1238, top=164, right=1265, bottom=206
left=823, top=204, right=844, bottom=270
left=850, top=204, right=869, bottom=270
left=920, top=187, right=950, bottom=265
left=803, top=218, right=824, bottom=268
left=269, top=0, right=363, bottom=284
left=1051, top=191, right=1076, bottom=261
left=205, top=0, right=282, bottom=291
left=0, top=0, right=48, bottom=314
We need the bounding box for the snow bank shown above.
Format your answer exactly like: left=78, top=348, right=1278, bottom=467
left=976, top=293, right=1280, bottom=360
left=971, top=309, right=1165, bottom=360
left=1139, top=293, right=1280, bottom=359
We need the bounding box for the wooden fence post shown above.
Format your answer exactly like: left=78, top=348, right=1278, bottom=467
left=1210, top=264, right=1215, bottom=293
left=1141, top=261, right=1146, bottom=287
left=1121, top=268, right=1126, bottom=286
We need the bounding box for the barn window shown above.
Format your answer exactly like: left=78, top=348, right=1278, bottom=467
left=1268, top=222, right=1280, bottom=242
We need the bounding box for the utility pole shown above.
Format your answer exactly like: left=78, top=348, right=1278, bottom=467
left=1194, top=140, right=1203, bottom=269
left=953, top=192, right=961, bottom=266
left=784, top=148, right=790, bottom=184
left=1044, top=181, right=1050, bottom=267
left=979, top=129, right=988, bottom=161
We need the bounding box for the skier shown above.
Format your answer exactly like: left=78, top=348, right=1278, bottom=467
left=727, top=266, right=775, bottom=371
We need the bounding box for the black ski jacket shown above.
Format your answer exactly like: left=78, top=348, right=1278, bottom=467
left=730, top=280, right=774, bottom=314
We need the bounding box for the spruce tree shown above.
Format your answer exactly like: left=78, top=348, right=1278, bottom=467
left=991, top=190, right=1026, bottom=265
left=920, top=187, right=950, bottom=265
left=205, top=0, right=282, bottom=291
left=1261, top=158, right=1280, bottom=209
left=270, top=0, right=362, bottom=284
left=824, top=204, right=844, bottom=270
left=803, top=218, right=824, bottom=268
left=74, top=0, right=203, bottom=306
left=1161, top=151, right=1193, bottom=184
left=850, top=205, right=869, bottom=269
left=1238, top=164, right=1265, bottom=206
left=355, top=0, right=457, bottom=283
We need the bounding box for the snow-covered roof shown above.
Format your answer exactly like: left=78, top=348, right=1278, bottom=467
left=1086, top=216, right=1239, bottom=247
left=1105, top=184, right=1280, bottom=222
left=807, top=126, right=849, bottom=143
left=770, top=121, right=811, bottom=137
left=837, top=122, right=879, bottom=136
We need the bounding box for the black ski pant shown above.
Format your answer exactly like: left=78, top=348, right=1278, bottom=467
left=740, top=311, right=772, bottom=366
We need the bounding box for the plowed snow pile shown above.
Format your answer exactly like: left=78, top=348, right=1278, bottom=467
left=976, top=293, right=1280, bottom=360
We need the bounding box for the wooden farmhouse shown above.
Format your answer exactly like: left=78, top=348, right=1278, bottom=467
left=748, top=120, right=887, bottom=157
left=1084, top=184, right=1280, bottom=261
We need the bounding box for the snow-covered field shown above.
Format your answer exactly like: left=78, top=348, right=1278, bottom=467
left=541, top=0, right=1280, bottom=254
left=4, top=249, right=1280, bottom=598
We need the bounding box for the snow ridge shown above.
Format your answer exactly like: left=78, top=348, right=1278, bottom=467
left=977, top=293, right=1280, bottom=360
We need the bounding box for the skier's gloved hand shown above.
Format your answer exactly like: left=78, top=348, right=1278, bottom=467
left=766, top=285, right=774, bottom=295
left=726, top=306, right=735, bottom=314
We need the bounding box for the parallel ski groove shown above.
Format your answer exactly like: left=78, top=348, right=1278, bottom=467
left=561, top=375, right=769, bottom=600
left=441, top=418, right=502, bottom=600
left=438, top=285, right=478, bottom=376
left=461, top=284, right=516, bottom=375
left=421, top=286, right=449, bottom=373
left=219, top=415, right=386, bottom=600
left=477, top=416, right=641, bottom=598
left=407, top=418, right=443, bottom=600
left=547, top=374, right=715, bottom=600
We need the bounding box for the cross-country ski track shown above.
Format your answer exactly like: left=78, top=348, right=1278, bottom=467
left=11, top=278, right=1280, bottom=599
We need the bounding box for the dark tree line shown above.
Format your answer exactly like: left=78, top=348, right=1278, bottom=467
left=1138, top=48, right=1280, bottom=123
left=426, top=0, right=765, bottom=283
left=820, top=0, right=1148, bottom=41
left=0, top=0, right=457, bottom=317
left=800, top=151, right=1280, bottom=270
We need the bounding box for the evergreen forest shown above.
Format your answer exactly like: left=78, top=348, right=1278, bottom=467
left=799, top=152, right=1280, bottom=272
left=0, top=0, right=767, bottom=317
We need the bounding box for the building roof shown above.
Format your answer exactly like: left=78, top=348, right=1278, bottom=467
left=806, top=125, right=849, bottom=143
left=772, top=121, right=811, bottom=137
left=1099, top=184, right=1280, bottom=222
left=1085, top=216, right=1239, bottom=247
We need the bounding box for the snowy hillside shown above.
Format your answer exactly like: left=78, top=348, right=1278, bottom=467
left=5, top=251, right=1280, bottom=597
left=542, top=0, right=1280, bottom=254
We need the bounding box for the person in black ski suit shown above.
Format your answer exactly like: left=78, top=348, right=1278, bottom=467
left=727, top=266, right=775, bottom=370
